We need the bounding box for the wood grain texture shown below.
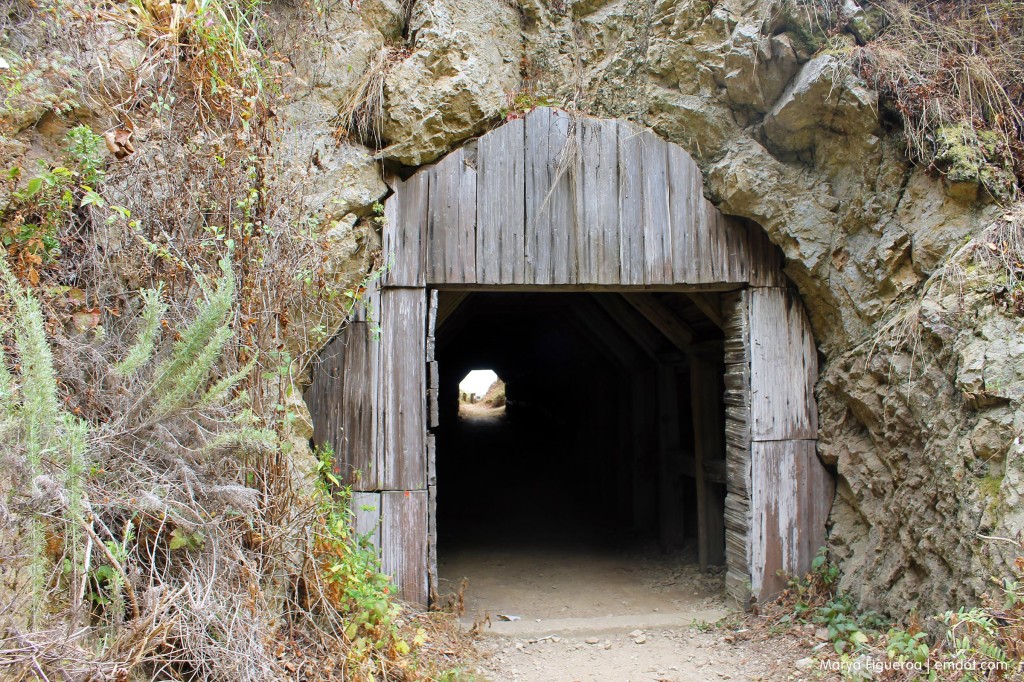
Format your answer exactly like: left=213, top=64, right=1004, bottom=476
left=352, top=491, right=381, bottom=549
left=383, top=173, right=429, bottom=287
left=721, top=290, right=752, bottom=603
left=401, top=108, right=755, bottom=288
left=749, top=287, right=818, bottom=441
left=641, top=129, right=673, bottom=285
left=427, top=150, right=477, bottom=283
left=750, top=440, right=833, bottom=601
left=617, top=121, right=646, bottom=286
left=477, top=118, right=526, bottom=284
left=306, top=322, right=381, bottom=490
left=379, top=288, right=427, bottom=490
left=381, top=490, right=428, bottom=605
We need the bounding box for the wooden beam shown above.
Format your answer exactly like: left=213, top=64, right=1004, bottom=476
left=621, top=293, right=696, bottom=351
left=590, top=294, right=672, bottom=361
left=691, top=355, right=727, bottom=570
left=686, top=292, right=725, bottom=330
left=436, top=290, right=470, bottom=330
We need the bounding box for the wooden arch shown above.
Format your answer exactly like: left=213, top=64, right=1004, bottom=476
left=305, top=108, right=833, bottom=606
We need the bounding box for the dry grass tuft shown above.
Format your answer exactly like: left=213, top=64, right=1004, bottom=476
left=853, top=0, right=1024, bottom=199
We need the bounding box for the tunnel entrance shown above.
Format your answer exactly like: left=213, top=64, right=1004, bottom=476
left=435, top=292, right=725, bottom=555
left=434, top=291, right=729, bottom=618
left=304, top=107, right=834, bottom=608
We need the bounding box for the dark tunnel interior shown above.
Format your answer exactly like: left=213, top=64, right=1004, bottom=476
left=433, top=291, right=729, bottom=565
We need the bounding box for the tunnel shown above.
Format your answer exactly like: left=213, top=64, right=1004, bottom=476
left=304, top=107, right=834, bottom=608
left=432, top=291, right=730, bottom=615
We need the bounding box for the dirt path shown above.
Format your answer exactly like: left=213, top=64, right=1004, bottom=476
left=438, top=545, right=825, bottom=681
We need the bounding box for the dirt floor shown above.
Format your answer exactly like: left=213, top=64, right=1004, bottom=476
left=438, top=545, right=835, bottom=682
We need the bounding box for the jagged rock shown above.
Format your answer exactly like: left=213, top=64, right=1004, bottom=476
left=380, top=0, right=521, bottom=165
left=763, top=53, right=879, bottom=154
left=721, top=22, right=800, bottom=113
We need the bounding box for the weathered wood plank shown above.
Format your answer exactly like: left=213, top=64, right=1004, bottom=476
left=381, top=490, right=428, bottom=605
left=749, top=440, right=832, bottom=600
left=667, top=141, right=701, bottom=283
left=550, top=110, right=577, bottom=284
left=642, top=130, right=673, bottom=285
left=595, top=120, right=621, bottom=284
left=477, top=119, right=526, bottom=284
left=426, top=150, right=477, bottom=284
left=618, top=122, right=645, bottom=286
left=747, top=221, right=787, bottom=287
left=525, top=108, right=552, bottom=285
left=711, top=214, right=751, bottom=284
left=383, top=173, right=429, bottom=286
left=576, top=120, right=597, bottom=284
left=428, top=484, right=438, bottom=602
left=749, top=287, right=818, bottom=441
left=306, top=322, right=382, bottom=490
left=426, top=434, right=437, bottom=486
left=352, top=491, right=381, bottom=550
left=720, top=289, right=751, bottom=602
left=380, top=288, right=427, bottom=489
left=455, top=151, right=478, bottom=284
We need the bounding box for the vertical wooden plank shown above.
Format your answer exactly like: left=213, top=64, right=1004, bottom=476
left=657, top=365, right=686, bottom=551
left=351, top=491, right=381, bottom=550
left=380, top=288, right=427, bottom=490
left=642, top=130, right=673, bottom=285
left=750, top=440, right=831, bottom=600
left=455, top=151, right=477, bottom=284
left=596, top=120, right=621, bottom=284
left=747, top=223, right=787, bottom=287
left=749, top=288, right=818, bottom=440
left=381, top=490, right=428, bottom=605
left=426, top=163, right=448, bottom=284
left=383, top=174, right=428, bottom=287
left=618, top=122, right=645, bottom=285
left=426, top=434, right=437, bottom=486
left=525, top=108, right=552, bottom=285
left=668, top=144, right=698, bottom=284
left=428, top=484, right=438, bottom=602
left=721, top=290, right=752, bottom=602
left=307, top=322, right=382, bottom=491
left=691, top=355, right=727, bottom=569
left=549, top=109, right=576, bottom=284
left=342, top=323, right=382, bottom=490
left=426, top=150, right=476, bottom=284
left=477, top=119, right=526, bottom=285
left=576, top=120, right=596, bottom=284
left=706, top=209, right=750, bottom=284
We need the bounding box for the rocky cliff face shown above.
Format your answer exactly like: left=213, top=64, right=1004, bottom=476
left=5, top=0, right=1020, bottom=621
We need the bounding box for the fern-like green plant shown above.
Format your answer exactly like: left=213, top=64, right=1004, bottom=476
left=115, top=285, right=167, bottom=377
left=151, top=260, right=235, bottom=414
left=0, top=252, right=59, bottom=467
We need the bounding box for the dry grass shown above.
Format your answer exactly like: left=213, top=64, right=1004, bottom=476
left=853, top=0, right=1024, bottom=198
left=0, top=1, right=462, bottom=681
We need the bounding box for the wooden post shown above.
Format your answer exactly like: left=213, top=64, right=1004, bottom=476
left=690, top=352, right=727, bottom=570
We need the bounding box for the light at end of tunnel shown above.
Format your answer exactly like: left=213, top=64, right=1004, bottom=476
left=459, top=369, right=498, bottom=399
